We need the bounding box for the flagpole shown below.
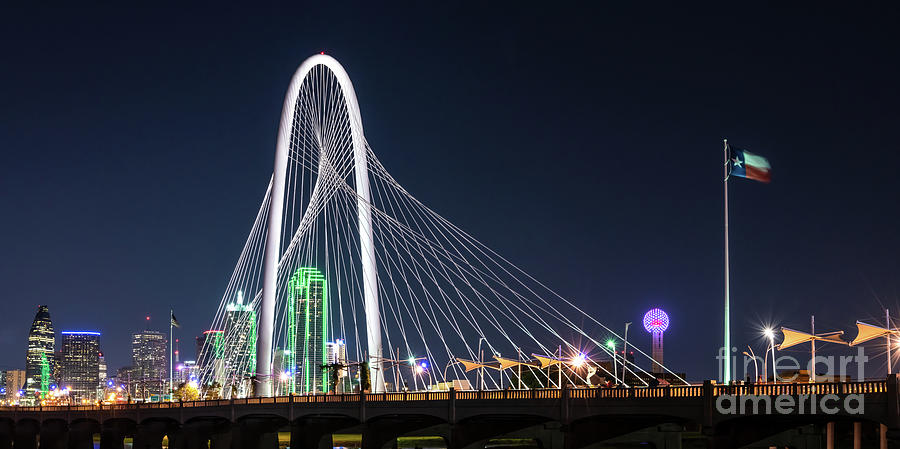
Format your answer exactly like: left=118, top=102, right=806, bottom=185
left=169, top=308, right=174, bottom=400
left=723, top=139, right=731, bottom=384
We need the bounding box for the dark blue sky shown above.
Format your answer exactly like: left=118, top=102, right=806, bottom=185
left=1, top=3, right=898, bottom=381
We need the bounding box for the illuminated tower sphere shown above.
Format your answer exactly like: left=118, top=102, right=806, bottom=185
left=643, top=308, right=669, bottom=374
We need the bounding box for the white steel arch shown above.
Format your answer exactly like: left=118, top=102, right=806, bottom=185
left=256, top=54, right=382, bottom=396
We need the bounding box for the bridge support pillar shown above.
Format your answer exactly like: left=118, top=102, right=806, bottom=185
left=100, top=420, right=136, bottom=449
left=826, top=422, right=834, bottom=449
left=182, top=420, right=230, bottom=449
left=661, top=427, right=682, bottom=449
left=447, top=425, right=462, bottom=449
left=449, top=418, right=552, bottom=449
left=14, top=420, right=39, bottom=449
left=40, top=420, right=69, bottom=449
left=133, top=421, right=179, bottom=449
left=290, top=417, right=358, bottom=449
left=230, top=428, right=276, bottom=449
left=67, top=421, right=99, bottom=449
left=99, top=429, right=125, bottom=449
left=231, top=419, right=279, bottom=449
left=361, top=417, right=443, bottom=449
left=0, top=419, right=13, bottom=449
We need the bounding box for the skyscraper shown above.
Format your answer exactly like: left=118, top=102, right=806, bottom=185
left=325, top=339, right=348, bottom=392
left=3, top=370, right=26, bottom=404
left=174, top=360, right=198, bottom=386
left=222, top=291, right=257, bottom=398
left=98, top=352, right=107, bottom=382
left=272, top=347, right=290, bottom=396
left=288, top=268, right=327, bottom=394
left=60, top=331, right=101, bottom=402
left=24, top=305, right=55, bottom=404
left=197, top=329, right=225, bottom=388
left=132, top=330, right=167, bottom=399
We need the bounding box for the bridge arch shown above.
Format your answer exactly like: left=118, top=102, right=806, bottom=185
left=257, top=53, right=381, bottom=396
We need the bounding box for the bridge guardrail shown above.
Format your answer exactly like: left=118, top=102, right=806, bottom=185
left=0, top=380, right=885, bottom=412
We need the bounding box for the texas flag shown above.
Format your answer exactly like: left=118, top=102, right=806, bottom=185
left=730, top=148, right=771, bottom=183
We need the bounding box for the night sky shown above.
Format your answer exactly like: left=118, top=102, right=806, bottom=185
left=2, top=3, right=898, bottom=381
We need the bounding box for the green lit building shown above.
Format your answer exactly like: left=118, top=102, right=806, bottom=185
left=197, top=330, right=225, bottom=387
left=288, top=268, right=328, bottom=394
left=24, top=305, right=55, bottom=404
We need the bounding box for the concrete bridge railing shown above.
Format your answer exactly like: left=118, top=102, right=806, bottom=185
left=0, top=376, right=897, bottom=449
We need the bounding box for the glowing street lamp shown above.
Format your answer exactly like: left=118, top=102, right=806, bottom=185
left=571, top=353, right=586, bottom=368
left=414, top=361, right=431, bottom=390
left=605, top=339, right=618, bottom=385
left=764, top=328, right=777, bottom=382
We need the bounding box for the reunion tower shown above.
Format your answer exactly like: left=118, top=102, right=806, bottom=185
left=643, top=308, right=669, bottom=373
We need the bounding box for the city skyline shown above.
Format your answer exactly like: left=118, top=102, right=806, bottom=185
left=2, top=4, right=898, bottom=382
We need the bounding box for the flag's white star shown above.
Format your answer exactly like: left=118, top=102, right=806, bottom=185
left=732, top=158, right=743, bottom=168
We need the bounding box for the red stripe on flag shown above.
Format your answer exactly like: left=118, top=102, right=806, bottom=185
left=746, top=166, right=771, bottom=183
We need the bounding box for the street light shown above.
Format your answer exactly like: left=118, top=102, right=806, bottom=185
left=571, top=353, right=586, bottom=368
left=622, top=322, right=632, bottom=386
left=414, top=361, right=432, bottom=390
left=477, top=337, right=486, bottom=390
left=742, top=345, right=758, bottom=382
left=442, top=360, right=461, bottom=387
left=764, top=328, right=777, bottom=382
left=606, top=339, right=618, bottom=385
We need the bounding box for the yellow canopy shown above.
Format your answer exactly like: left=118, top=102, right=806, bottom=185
left=455, top=358, right=503, bottom=372
left=493, top=356, right=540, bottom=370
left=778, top=327, right=847, bottom=350
left=850, top=321, right=900, bottom=346
left=531, top=354, right=562, bottom=368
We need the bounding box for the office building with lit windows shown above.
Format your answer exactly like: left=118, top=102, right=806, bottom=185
left=23, top=305, right=55, bottom=404
left=2, top=370, right=26, bottom=404
left=222, top=291, right=257, bottom=397
left=288, top=268, right=327, bottom=394
left=60, top=331, right=101, bottom=402
left=131, top=330, right=167, bottom=398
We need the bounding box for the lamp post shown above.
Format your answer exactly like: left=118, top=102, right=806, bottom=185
left=764, top=328, right=777, bottom=382
left=742, top=346, right=758, bottom=382
left=414, top=361, right=431, bottom=391
left=407, top=357, right=419, bottom=391
left=477, top=337, right=486, bottom=390
left=622, top=322, right=632, bottom=385
left=606, top=339, right=618, bottom=386
left=442, top=360, right=461, bottom=387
